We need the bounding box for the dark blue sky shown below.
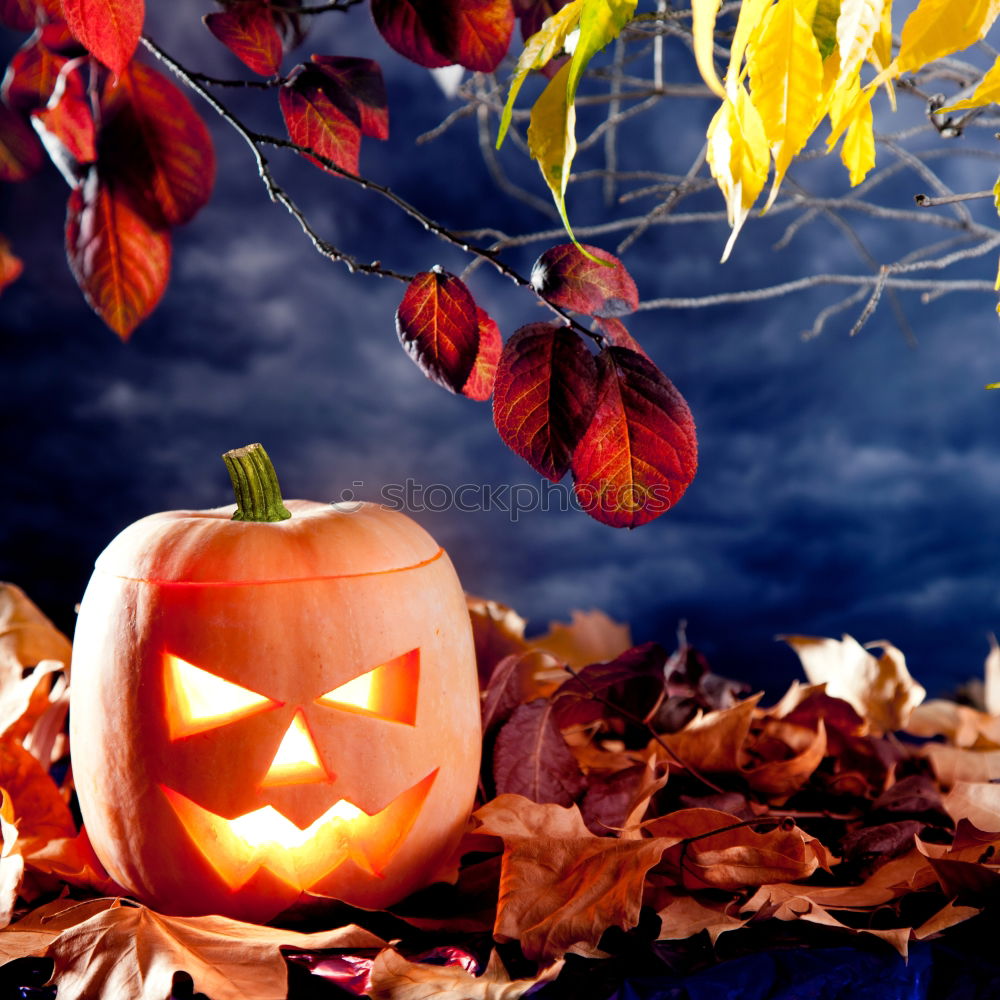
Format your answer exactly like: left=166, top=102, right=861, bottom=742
left=3, top=3, right=1000, bottom=698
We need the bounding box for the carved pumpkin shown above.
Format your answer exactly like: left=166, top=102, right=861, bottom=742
left=70, top=445, right=481, bottom=923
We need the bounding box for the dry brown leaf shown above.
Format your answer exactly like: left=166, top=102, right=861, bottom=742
left=925, top=745, right=1000, bottom=786
left=1, top=896, right=386, bottom=1000
left=467, top=596, right=529, bottom=685
left=482, top=651, right=565, bottom=734
left=651, top=695, right=762, bottom=776
left=528, top=610, right=632, bottom=670
left=647, top=808, right=832, bottom=890
left=915, top=831, right=1000, bottom=897
left=474, top=794, right=667, bottom=961
left=367, top=947, right=563, bottom=1000
left=906, top=700, right=1000, bottom=749
left=0, top=584, right=72, bottom=681
left=742, top=719, right=827, bottom=799
left=912, top=899, right=981, bottom=940
left=0, top=660, right=63, bottom=746
left=741, top=883, right=911, bottom=956
left=782, top=634, right=925, bottom=733
left=942, top=781, right=1000, bottom=832
left=656, top=892, right=747, bottom=945
left=0, top=736, right=75, bottom=846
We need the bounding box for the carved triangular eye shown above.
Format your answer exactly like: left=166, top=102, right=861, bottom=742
left=316, top=648, right=419, bottom=725
left=165, top=653, right=281, bottom=739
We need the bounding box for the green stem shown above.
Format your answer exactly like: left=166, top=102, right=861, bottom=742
left=222, top=444, right=292, bottom=522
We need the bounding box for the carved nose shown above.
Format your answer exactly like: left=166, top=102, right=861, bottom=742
left=261, top=710, right=330, bottom=787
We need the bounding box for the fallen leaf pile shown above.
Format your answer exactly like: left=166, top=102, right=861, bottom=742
left=1, top=584, right=999, bottom=998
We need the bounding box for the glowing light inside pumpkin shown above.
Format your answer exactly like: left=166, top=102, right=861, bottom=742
left=165, top=653, right=279, bottom=740
left=317, top=648, right=420, bottom=725
left=261, top=710, right=329, bottom=786
left=228, top=799, right=364, bottom=850
left=160, top=768, right=438, bottom=891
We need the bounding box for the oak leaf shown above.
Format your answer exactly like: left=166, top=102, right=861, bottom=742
left=0, top=897, right=386, bottom=1000
left=475, top=794, right=668, bottom=960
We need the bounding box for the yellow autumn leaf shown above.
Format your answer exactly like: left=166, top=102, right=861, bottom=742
left=936, top=54, right=1000, bottom=113
left=567, top=0, right=638, bottom=106
left=747, top=0, right=825, bottom=209
left=836, top=0, right=885, bottom=84
left=727, top=0, right=774, bottom=88
left=812, top=0, right=841, bottom=59
left=870, top=0, right=893, bottom=70
left=527, top=60, right=577, bottom=238
left=497, top=0, right=584, bottom=147
left=896, top=0, right=1000, bottom=76
left=706, top=83, right=770, bottom=261
left=994, top=175, right=1000, bottom=214
left=692, top=0, right=726, bottom=98
left=839, top=82, right=876, bottom=184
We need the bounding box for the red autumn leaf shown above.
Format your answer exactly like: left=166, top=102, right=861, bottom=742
left=533, top=245, right=639, bottom=320
left=100, top=62, right=215, bottom=228
left=279, top=65, right=362, bottom=175
left=481, top=649, right=562, bottom=735
left=204, top=3, right=283, bottom=77
left=532, top=243, right=639, bottom=318
left=571, top=346, right=697, bottom=528
left=62, top=0, right=143, bottom=78
left=0, top=101, right=43, bottom=181
left=0, top=0, right=38, bottom=29
left=461, top=307, right=502, bottom=401
left=65, top=170, right=171, bottom=340
left=371, top=0, right=453, bottom=69
left=594, top=316, right=650, bottom=361
left=0, top=236, right=23, bottom=294
left=396, top=268, right=480, bottom=393
left=311, top=55, right=389, bottom=140
left=551, top=642, right=668, bottom=730
left=492, top=323, right=599, bottom=482
left=372, top=0, right=514, bottom=72
left=450, top=0, right=515, bottom=71
left=31, top=59, right=96, bottom=171
left=2, top=27, right=73, bottom=113
left=492, top=699, right=585, bottom=806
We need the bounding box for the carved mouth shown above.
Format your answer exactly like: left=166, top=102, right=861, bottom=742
left=160, top=769, right=437, bottom=891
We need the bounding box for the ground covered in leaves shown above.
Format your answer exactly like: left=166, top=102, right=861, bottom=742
left=1, top=584, right=999, bottom=998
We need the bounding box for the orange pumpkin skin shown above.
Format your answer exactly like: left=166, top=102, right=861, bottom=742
left=70, top=500, right=481, bottom=923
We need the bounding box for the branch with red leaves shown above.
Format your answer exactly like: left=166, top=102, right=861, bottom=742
left=1, top=0, right=699, bottom=528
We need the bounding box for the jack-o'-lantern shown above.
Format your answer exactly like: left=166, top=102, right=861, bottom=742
left=70, top=445, right=481, bottom=923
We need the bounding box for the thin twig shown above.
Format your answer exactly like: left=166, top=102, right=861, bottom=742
left=915, top=190, right=994, bottom=207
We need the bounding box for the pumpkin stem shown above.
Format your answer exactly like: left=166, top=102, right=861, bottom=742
left=223, top=444, right=292, bottom=522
